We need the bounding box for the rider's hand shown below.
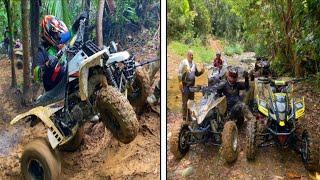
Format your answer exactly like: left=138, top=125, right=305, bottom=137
left=243, top=71, right=249, bottom=78
left=79, top=11, right=89, bottom=20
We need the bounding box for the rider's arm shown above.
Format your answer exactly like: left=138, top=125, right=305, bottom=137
left=33, top=47, right=48, bottom=82
left=216, top=81, right=226, bottom=96
left=72, top=12, right=88, bottom=34
left=237, top=72, right=249, bottom=90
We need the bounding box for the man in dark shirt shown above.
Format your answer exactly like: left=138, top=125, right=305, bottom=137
left=217, top=66, right=255, bottom=125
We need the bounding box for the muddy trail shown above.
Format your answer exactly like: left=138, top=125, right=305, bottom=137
left=167, top=41, right=320, bottom=179
left=0, top=49, right=160, bottom=179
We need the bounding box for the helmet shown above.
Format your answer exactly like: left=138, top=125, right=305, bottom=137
left=216, top=52, right=221, bottom=56
left=227, top=66, right=238, bottom=85
left=41, top=15, right=71, bottom=46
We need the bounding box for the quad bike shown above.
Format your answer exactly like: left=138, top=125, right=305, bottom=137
left=10, top=18, right=146, bottom=179
left=245, top=77, right=319, bottom=171
left=170, top=84, right=239, bottom=163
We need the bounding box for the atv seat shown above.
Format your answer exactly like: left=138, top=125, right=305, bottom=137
left=35, top=77, right=66, bottom=106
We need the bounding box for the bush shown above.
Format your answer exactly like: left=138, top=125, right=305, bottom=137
left=224, top=43, right=244, bottom=56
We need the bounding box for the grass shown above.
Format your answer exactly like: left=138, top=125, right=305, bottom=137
left=224, top=42, right=244, bottom=56
left=168, top=40, right=214, bottom=64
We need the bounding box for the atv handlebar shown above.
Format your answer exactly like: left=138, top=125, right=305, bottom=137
left=135, top=57, right=160, bottom=68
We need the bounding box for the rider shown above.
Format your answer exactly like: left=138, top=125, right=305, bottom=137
left=217, top=66, right=256, bottom=124
left=213, top=52, right=223, bottom=70
left=33, top=13, right=87, bottom=92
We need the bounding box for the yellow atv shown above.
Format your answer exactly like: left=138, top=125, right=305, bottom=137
left=246, top=77, right=319, bottom=171
left=170, top=85, right=239, bottom=163
left=10, top=18, right=139, bottom=179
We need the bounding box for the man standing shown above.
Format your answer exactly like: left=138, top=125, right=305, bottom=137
left=178, top=50, right=205, bottom=120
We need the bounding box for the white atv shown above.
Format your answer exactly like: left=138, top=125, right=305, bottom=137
left=10, top=18, right=141, bottom=179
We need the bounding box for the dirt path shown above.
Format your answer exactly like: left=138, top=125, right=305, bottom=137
left=167, top=41, right=320, bottom=179
left=0, top=58, right=160, bottom=179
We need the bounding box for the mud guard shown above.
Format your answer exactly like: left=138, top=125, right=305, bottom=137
left=78, top=49, right=130, bottom=101
left=10, top=106, right=66, bottom=149
left=79, top=49, right=107, bottom=101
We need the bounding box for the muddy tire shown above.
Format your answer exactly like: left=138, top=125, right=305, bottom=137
left=21, top=137, right=61, bottom=180
left=128, top=68, right=150, bottom=115
left=59, top=126, right=84, bottom=152
left=221, top=121, right=238, bottom=163
left=170, top=123, right=190, bottom=159
left=301, top=130, right=319, bottom=171
left=96, top=86, right=139, bottom=144
left=246, top=120, right=257, bottom=161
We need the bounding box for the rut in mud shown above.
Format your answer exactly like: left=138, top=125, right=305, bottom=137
left=167, top=42, right=320, bottom=179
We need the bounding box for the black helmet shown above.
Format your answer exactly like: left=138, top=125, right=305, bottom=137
left=227, top=66, right=238, bottom=85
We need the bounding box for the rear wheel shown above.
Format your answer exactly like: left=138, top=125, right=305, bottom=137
left=96, top=86, right=139, bottom=144
left=246, top=120, right=257, bottom=161
left=301, top=130, right=319, bottom=171
left=128, top=68, right=150, bottom=115
left=221, top=121, right=238, bottom=163
left=170, top=123, right=190, bottom=159
left=21, top=137, right=61, bottom=180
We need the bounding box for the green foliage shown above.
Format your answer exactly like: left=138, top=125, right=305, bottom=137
left=44, top=0, right=73, bottom=26
left=167, top=0, right=196, bottom=40
left=168, top=40, right=214, bottom=63
left=113, top=0, right=139, bottom=24
left=224, top=42, right=244, bottom=56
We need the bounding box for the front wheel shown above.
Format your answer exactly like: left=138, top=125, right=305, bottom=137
left=169, top=123, right=190, bottom=159
left=96, top=86, right=139, bottom=144
left=246, top=120, right=257, bottom=161
left=221, top=121, right=238, bottom=163
left=301, top=130, right=319, bottom=171
left=21, top=137, right=61, bottom=180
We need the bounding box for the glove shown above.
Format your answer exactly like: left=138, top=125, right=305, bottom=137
left=243, top=71, right=249, bottom=78
left=72, top=11, right=89, bottom=32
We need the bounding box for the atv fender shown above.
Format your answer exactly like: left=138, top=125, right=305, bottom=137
left=10, top=106, right=65, bottom=149
left=188, top=96, right=227, bottom=124
left=79, top=49, right=108, bottom=101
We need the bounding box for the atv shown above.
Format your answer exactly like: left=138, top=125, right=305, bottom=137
left=10, top=18, right=143, bottom=179
left=170, top=84, right=239, bottom=163
left=245, top=77, right=319, bottom=171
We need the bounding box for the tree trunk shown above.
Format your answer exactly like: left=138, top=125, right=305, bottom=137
left=30, top=0, right=40, bottom=73
left=4, top=0, right=17, bottom=88
left=83, top=0, right=91, bottom=42
left=21, top=0, right=32, bottom=103
left=96, top=0, right=105, bottom=48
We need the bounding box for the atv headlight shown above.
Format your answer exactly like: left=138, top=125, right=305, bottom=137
left=295, top=102, right=303, bottom=109
left=275, top=102, right=286, bottom=112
